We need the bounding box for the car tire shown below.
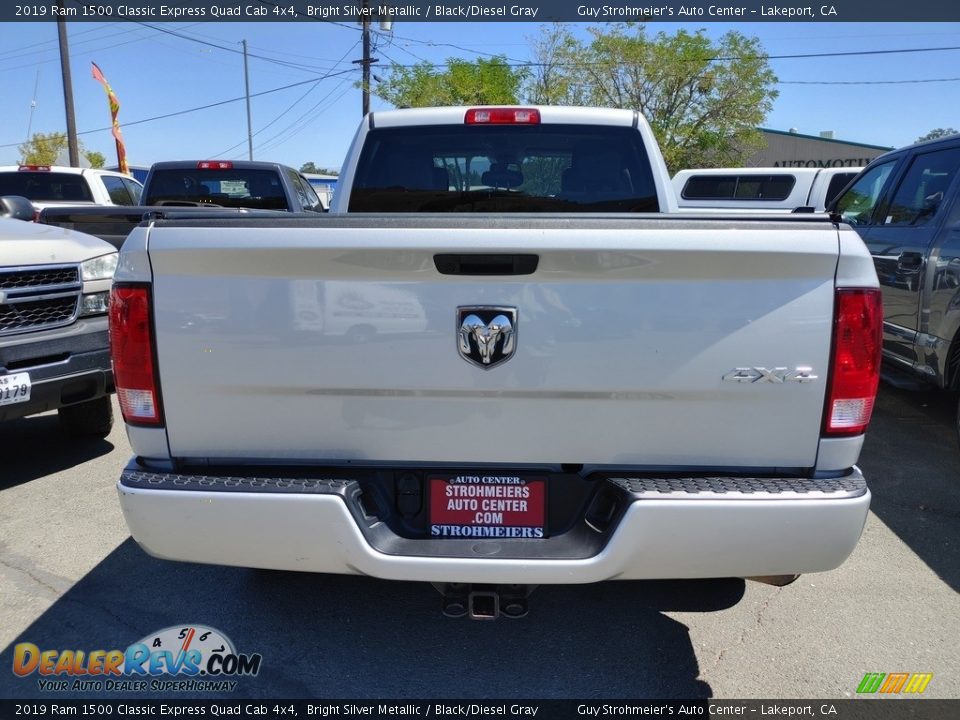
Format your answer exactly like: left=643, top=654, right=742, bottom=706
left=58, top=396, right=114, bottom=438
left=956, top=393, right=960, bottom=449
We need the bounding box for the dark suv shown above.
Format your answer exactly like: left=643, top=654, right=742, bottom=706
left=831, top=133, right=960, bottom=437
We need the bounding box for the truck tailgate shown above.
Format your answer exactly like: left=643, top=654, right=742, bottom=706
left=145, top=216, right=839, bottom=469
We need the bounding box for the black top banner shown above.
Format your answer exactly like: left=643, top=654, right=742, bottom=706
left=0, top=700, right=958, bottom=720
left=4, top=0, right=960, bottom=23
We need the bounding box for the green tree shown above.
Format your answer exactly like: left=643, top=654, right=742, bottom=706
left=375, top=56, right=528, bottom=108
left=526, top=24, right=779, bottom=174
left=525, top=24, right=591, bottom=107
left=84, top=151, right=106, bottom=168
left=300, top=162, right=339, bottom=175
left=18, top=132, right=68, bottom=165
left=916, top=128, right=958, bottom=142
left=18, top=131, right=108, bottom=168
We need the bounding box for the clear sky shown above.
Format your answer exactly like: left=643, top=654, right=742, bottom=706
left=1, top=19, right=959, bottom=171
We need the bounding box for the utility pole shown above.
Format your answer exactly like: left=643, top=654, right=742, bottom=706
left=56, top=0, right=79, bottom=166
left=242, top=39, right=253, bottom=160
left=361, top=0, right=373, bottom=117
left=354, top=0, right=392, bottom=117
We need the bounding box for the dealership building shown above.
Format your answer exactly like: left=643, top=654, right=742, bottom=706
left=745, top=128, right=892, bottom=168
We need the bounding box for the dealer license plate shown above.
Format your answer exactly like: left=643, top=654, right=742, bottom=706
left=0, top=372, right=31, bottom=407
left=429, top=474, right=546, bottom=539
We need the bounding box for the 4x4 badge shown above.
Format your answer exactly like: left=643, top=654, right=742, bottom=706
left=723, top=367, right=818, bottom=383
left=457, top=306, right=517, bottom=369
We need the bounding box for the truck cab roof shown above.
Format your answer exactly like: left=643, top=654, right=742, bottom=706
left=369, top=105, right=640, bottom=128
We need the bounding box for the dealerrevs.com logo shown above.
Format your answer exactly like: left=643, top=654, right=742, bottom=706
left=856, top=672, right=933, bottom=695
left=13, top=625, right=262, bottom=693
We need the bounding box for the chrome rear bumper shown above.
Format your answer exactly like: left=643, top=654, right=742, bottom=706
left=118, top=464, right=869, bottom=584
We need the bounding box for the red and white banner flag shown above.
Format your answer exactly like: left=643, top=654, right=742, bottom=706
left=91, top=62, right=128, bottom=175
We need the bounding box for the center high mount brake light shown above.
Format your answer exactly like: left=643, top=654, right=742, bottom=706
left=464, top=108, right=541, bottom=125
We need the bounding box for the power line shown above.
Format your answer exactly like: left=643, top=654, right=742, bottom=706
left=142, top=33, right=323, bottom=81
left=377, top=42, right=960, bottom=70
left=252, top=0, right=370, bottom=33
left=133, top=22, right=350, bottom=76
left=756, top=44, right=960, bottom=61
left=373, top=40, right=960, bottom=71
left=251, top=81, right=353, bottom=157
left=0, top=23, right=206, bottom=73
left=387, top=34, right=527, bottom=63
left=251, top=0, right=528, bottom=63
left=8, top=19, right=960, bottom=151
left=0, top=22, right=123, bottom=60
left=210, top=40, right=361, bottom=157
left=0, top=69, right=358, bottom=149
left=781, top=77, right=960, bottom=85
left=356, top=32, right=960, bottom=64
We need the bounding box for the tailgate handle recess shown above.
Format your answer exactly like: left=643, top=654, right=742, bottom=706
left=434, top=254, right=539, bottom=276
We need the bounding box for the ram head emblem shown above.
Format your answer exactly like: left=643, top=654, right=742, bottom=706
left=457, top=307, right=518, bottom=369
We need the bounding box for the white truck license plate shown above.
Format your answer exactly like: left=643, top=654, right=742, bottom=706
left=0, top=372, right=32, bottom=406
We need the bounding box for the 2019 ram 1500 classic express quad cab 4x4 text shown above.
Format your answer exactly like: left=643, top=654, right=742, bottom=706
left=112, top=107, right=881, bottom=618
left=0, top=196, right=117, bottom=435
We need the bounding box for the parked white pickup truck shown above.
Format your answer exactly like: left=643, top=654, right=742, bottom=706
left=113, top=107, right=881, bottom=618
left=0, top=165, right=143, bottom=210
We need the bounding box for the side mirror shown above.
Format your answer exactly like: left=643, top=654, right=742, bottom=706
left=0, top=195, right=37, bottom=221
left=824, top=196, right=844, bottom=225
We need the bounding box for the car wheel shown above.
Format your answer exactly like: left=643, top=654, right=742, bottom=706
left=58, top=396, right=114, bottom=438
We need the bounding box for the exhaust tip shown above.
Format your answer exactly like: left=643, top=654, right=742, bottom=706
left=747, top=574, right=801, bottom=587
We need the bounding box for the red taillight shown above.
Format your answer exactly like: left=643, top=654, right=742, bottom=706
left=18, top=165, right=50, bottom=171
left=464, top=108, right=541, bottom=125
left=109, top=285, right=163, bottom=426
left=823, top=288, right=882, bottom=436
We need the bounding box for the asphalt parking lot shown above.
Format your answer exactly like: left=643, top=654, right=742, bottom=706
left=0, top=382, right=957, bottom=700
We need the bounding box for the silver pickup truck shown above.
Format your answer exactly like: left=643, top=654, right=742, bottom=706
left=113, top=106, right=882, bottom=618
left=0, top=197, right=116, bottom=435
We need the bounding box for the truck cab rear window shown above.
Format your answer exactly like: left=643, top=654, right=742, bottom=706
left=0, top=173, right=94, bottom=202
left=682, top=174, right=796, bottom=201
left=823, top=172, right=858, bottom=207
left=145, top=169, right=289, bottom=210
left=348, top=125, right=659, bottom=213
